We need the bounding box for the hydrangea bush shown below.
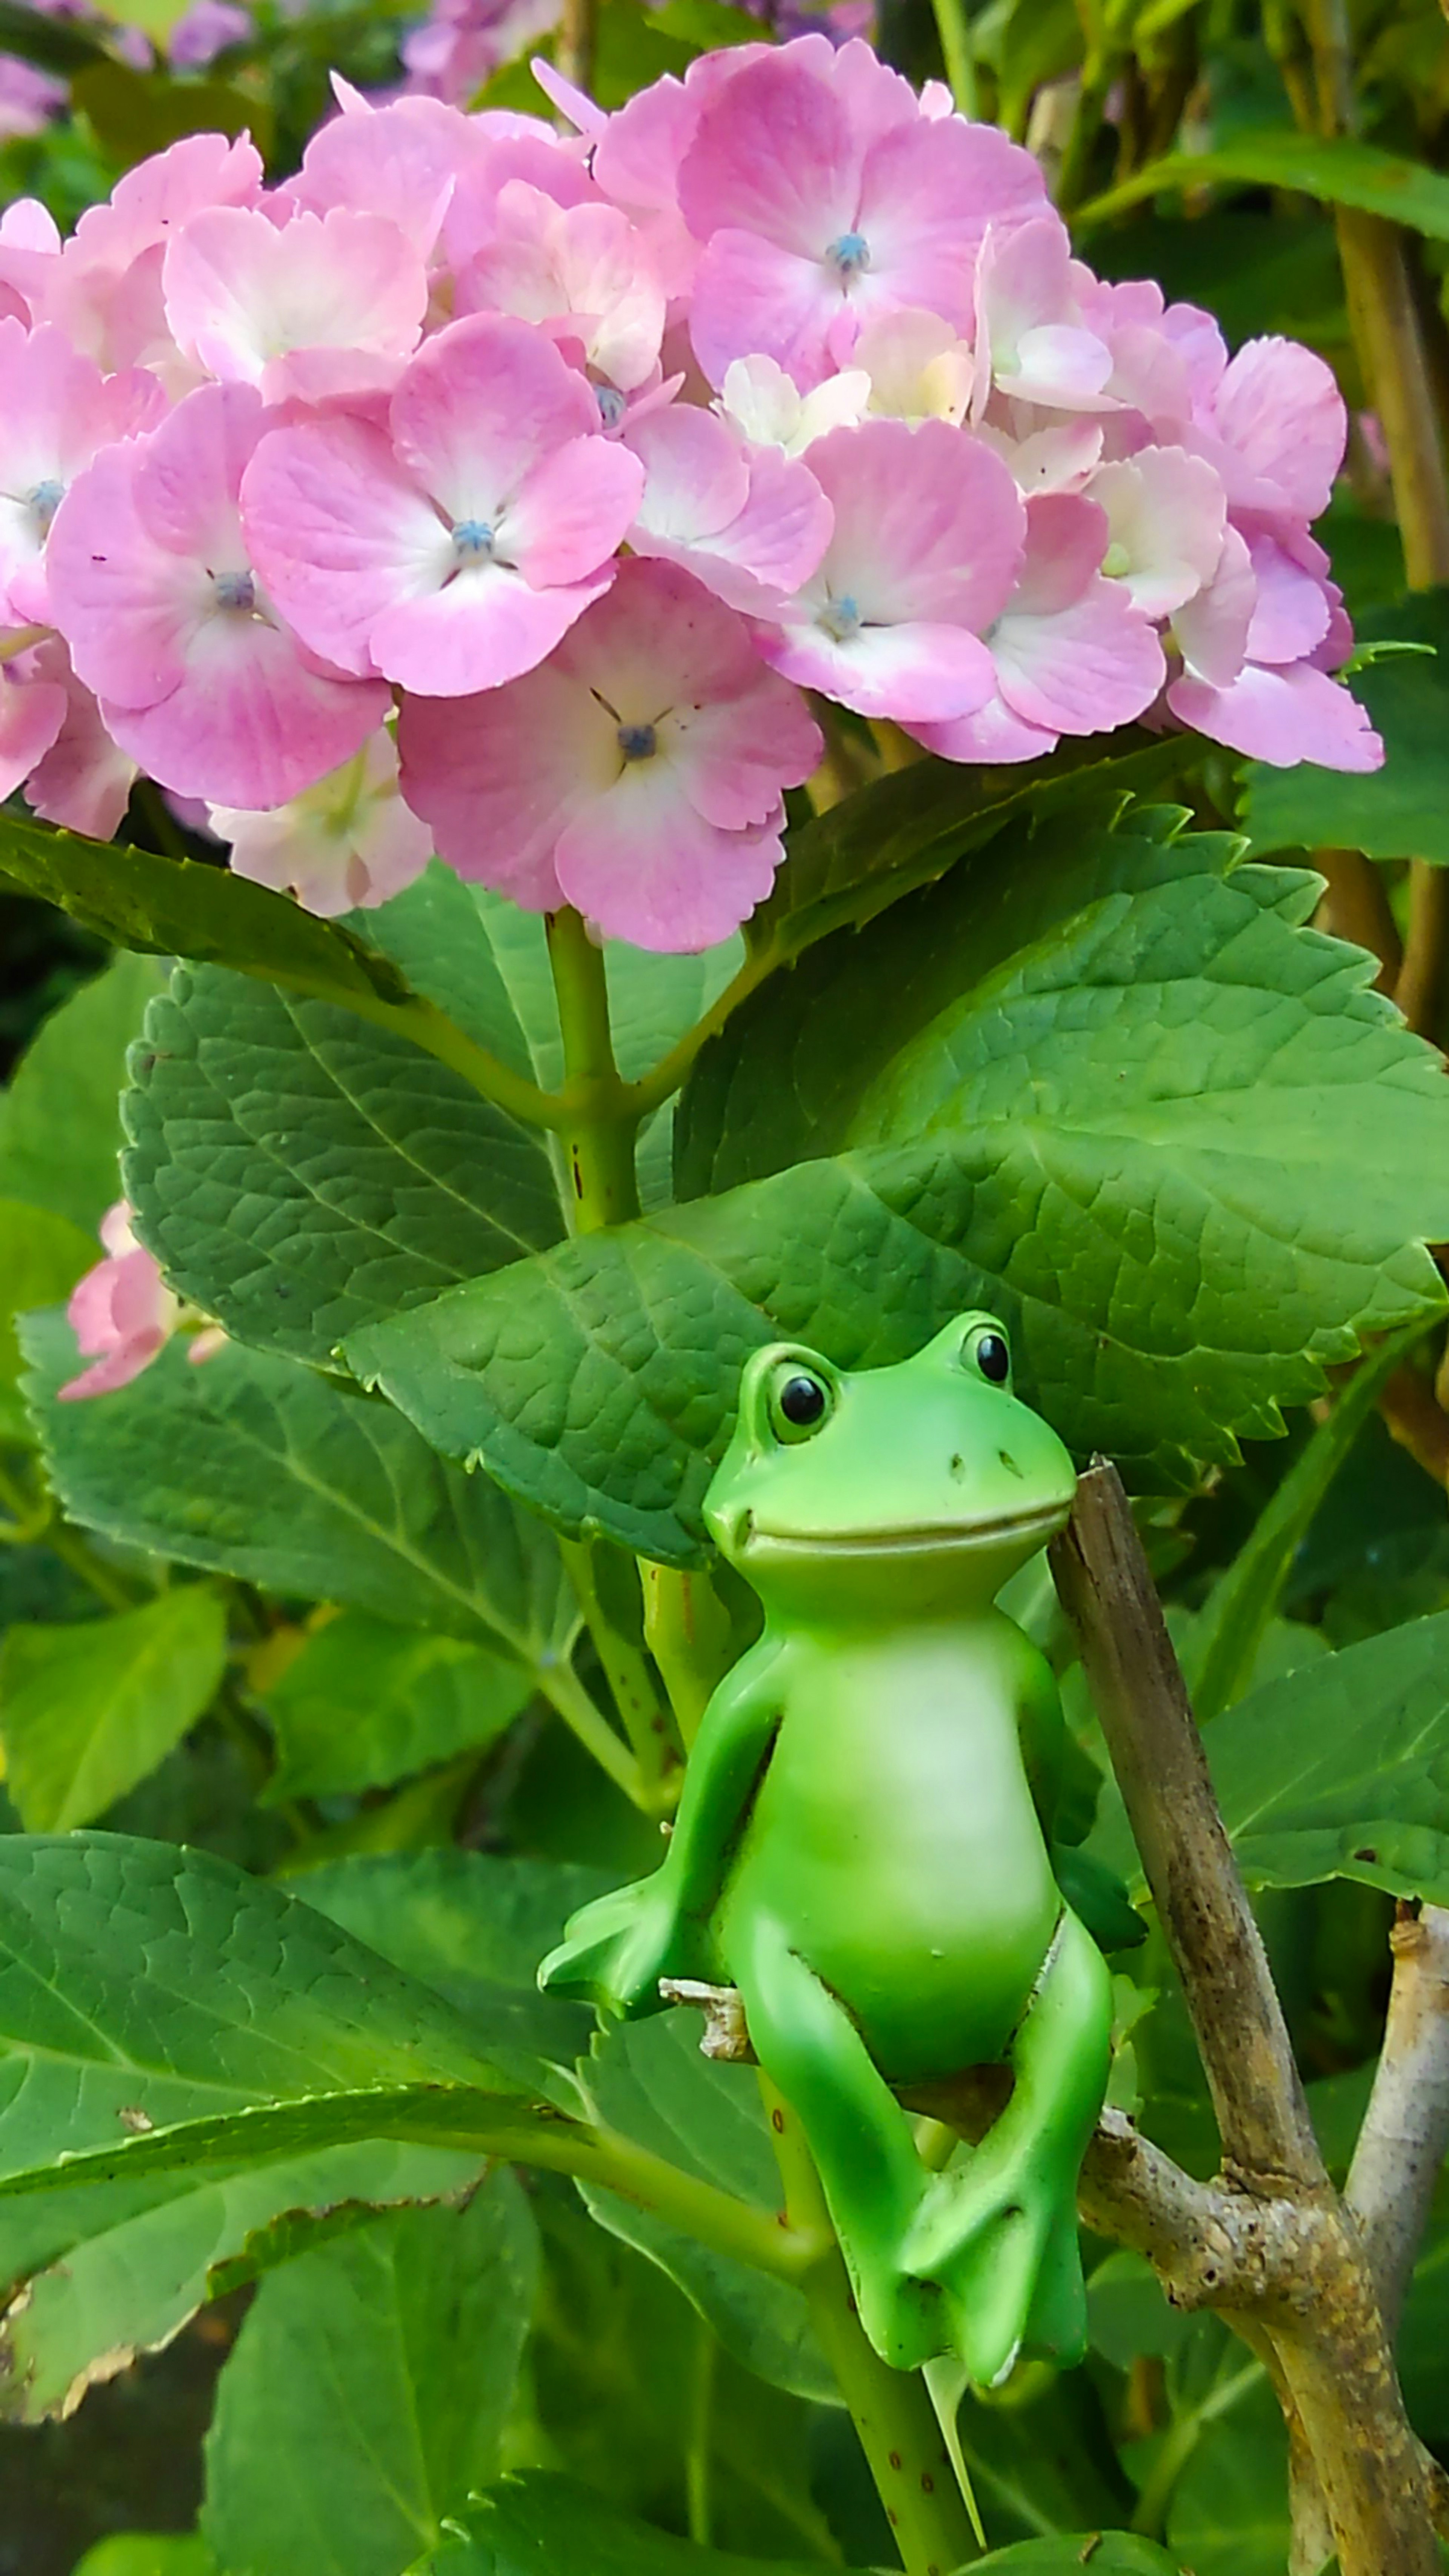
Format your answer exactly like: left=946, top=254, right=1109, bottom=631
left=7, top=5, right=1449, bottom=2574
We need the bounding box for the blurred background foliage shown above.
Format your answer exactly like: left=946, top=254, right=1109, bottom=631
left=7, top=0, right=1449, bottom=2568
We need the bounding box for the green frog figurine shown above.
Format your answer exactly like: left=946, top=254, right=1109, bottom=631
left=539, top=1314, right=1116, bottom=2388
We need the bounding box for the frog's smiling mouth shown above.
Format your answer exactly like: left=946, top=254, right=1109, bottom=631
left=741, top=1503, right=1072, bottom=1556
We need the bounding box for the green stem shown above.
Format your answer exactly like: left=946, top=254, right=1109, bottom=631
left=1129, top=2358, right=1263, bottom=2539
left=335, top=985, right=563, bottom=1132
left=547, top=907, right=643, bottom=1232
left=558, top=1535, right=680, bottom=1807
left=686, top=2315, right=718, bottom=2547
left=536, top=1655, right=652, bottom=1809
left=642, top=1563, right=738, bottom=1750
left=0, top=1458, right=143, bottom=1610
left=474, top=2112, right=827, bottom=2283
left=760, top=2075, right=981, bottom=2576
left=1057, top=60, right=1115, bottom=214
left=624, top=950, right=773, bottom=1120
left=929, top=0, right=977, bottom=116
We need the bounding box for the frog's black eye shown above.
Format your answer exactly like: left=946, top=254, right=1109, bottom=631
left=969, top=1329, right=1011, bottom=1385
left=769, top=1369, right=832, bottom=1441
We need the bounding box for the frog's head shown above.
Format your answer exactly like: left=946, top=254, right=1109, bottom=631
left=704, top=1313, right=1077, bottom=1615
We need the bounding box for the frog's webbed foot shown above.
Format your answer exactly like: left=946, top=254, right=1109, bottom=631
left=900, top=2143, right=1086, bottom=2387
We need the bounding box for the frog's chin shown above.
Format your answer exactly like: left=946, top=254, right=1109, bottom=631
left=740, top=1502, right=1072, bottom=1559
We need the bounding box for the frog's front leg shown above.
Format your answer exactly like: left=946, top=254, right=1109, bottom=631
left=902, top=1907, right=1113, bottom=2388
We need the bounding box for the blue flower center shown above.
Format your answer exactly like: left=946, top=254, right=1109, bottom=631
left=595, top=385, right=627, bottom=431
left=452, top=520, right=495, bottom=562
left=818, top=592, right=861, bottom=644
left=824, top=231, right=871, bottom=280
left=617, top=722, right=657, bottom=761
left=27, top=478, right=63, bottom=537
left=213, top=569, right=255, bottom=612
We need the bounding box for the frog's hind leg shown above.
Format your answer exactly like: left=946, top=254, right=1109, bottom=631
left=901, top=1907, right=1112, bottom=2390
left=723, top=1910, right=941, bottom=2370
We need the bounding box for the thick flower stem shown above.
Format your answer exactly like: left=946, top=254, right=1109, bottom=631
left=547, top=905, right=644, bottom=1232
left=763, top=2073, right=980, bottom=2576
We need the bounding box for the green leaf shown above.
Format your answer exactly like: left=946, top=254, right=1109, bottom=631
left=1, top=2128, right=498, bottom=2425
left=580, top=2014, right=833, bottom=2405
left=675, top=795, right=1204, bottom=1196
left=22, top=1320, right=575, bottom=1672
left=72, top=2542, right=218, bottom=2576
left=751, top=735, right=1188, bottom=970
left=1076, top=127, right=1449, bottom=241
left=408, top=2474, right=1181, bottom=2574
left=1166, top=2373, right=1288, bottom=2576
left=0, top=1834, right=554, bottom=2411
left=0, top=813, right=411, bottom=1007
left=1092, top=1610, right=1449, bottom=1905
left=72, top=58, right=272, bottom=158
left=1240, top=590, right=1449, bottom=863
left=202, top=2178, right=538, bottom=2576
left=0, top=1833, right=518, bottom=2165
left=122, top=962, right=564, bottom=1364
left=0, top=1198, right=94, bottom=1445
left=0, top=1833, right=546, bottom=2419
left=0, top=0, right=111, bottom=68
left=0, top=1585, right=228, bottom=1830
left=0, top=952, right=163, bottom=1229
left=348, top=843, right=1449, bottom=1560
left=291, top=1849, right=605, bottom=2098
left=1182, top=1329, right=1417, bottom=1722
left=261, top=1613, right=531, bottom=1802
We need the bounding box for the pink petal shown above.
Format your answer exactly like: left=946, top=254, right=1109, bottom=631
left=0, top=664, right=65, bottom=798
left=689, top=229, right=843, bottom=390
left=163, top=205, right=427, bottom=394
left=130, top=377, right=261, bottom=563
left=860, top=115, right=1045, bottom=308
left=804, top=416, right=1024, bottom=626
left=1168, top=660, right=1383, bottom=770
left=499, top=433, right=643, bottom=587
left=758, top=610, right=997, bottom=721
left=1243, top=534, right=1332, bottom=666
left=908, top=689, right=1058, bottom=764
left=18, top=638, right=136, bottom=836
left=1208, top=336, right=1346, bottom=519
left=560, top=555, right=766, bottom=712
left=398, top=658, right=613, bottom=910
left=555, top=764, right=784, bottom=951
left=1089, top=445, right=1225, bottom=618
left=994, top=577, right=1166, bottom=734
left=628, top=409, right=831, bottom=611
left=293, top=95, right=474, bottom=255
left=1008, top=492, right=1108, bottom=617
left=388, top=312, right=599, bottom=524
left=669, top=677, right=821, bottom=829
left=58, top=1332, right=171, bottom=1400
left=101, top=617, right=389, bottom=808
left=370, top=560, right=614, bottom=695
left=1173, top=524, right=1255, bottom=689
left=47, top=442, right=209, bottom=709
left=72, top=131, right=263, bottom=272
left=242, top=414, right=450, bottom=680
left=678, top=53, right=861, bottom=258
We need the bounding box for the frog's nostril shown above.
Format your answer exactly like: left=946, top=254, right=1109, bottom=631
left=999, top=1450, right=1024, bottom=1479
left=732, top=1509, right=755, bottom=1549
left=949, top=1453, right=965, bottom=1478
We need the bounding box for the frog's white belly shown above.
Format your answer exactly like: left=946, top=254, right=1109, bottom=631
left=715, top=1629, right=1061, bottom=2082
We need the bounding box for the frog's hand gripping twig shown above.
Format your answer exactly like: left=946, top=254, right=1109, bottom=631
left=538, top=1878, right=691, bottom=2019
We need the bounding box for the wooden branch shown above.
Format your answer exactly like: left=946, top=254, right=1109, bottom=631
left=1048, top=1461, right=1324, bottom=2195
left=1347, top=1903, right=1449, bottom=2334
left=1050, top=1461, right=1438, bottom=2576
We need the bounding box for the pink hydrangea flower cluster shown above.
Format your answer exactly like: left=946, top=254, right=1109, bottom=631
left=0, top=40, right=1380, bottom=952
